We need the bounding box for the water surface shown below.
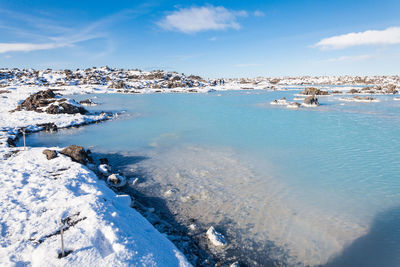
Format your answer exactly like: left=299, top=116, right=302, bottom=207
left=22, top=90, right=400, bottom=266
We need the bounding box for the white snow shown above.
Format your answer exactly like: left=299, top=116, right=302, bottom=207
left=206, top=226, right=227, bottom=247
left=0, top=85, right=191, bottom=266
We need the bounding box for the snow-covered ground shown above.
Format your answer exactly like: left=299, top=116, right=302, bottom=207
left=0, top=147, right=190, bottom=266
left=0, top=86, right=191, bottom=266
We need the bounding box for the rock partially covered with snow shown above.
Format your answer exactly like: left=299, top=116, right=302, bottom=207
left=37, top=122, right=58, bottom=132
left=206, top=226, right=227, bottom=247
left=46, top=101, right=88, bottom=115
left=14, top=89, right=56, bottom=111
left=270, top=97, right=287, bottom=105
left=13, top=89, right=88, bottom=115
left=98, top=164, right=111, bottom=175
left=107, top=173, right=127, bottom=187
left=60, top=145, right=92, bottom=165
left=79, top=98, right=97, bottom=106
left=42, top=149, right=57, bottom=160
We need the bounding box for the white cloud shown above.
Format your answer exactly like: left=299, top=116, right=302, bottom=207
left=0, top=42, right=69, bottom=53
left=254, top=10, right=265, bottom=17
left=234, top=63, right=263, bottom=67
left=315, top=27, right=400, bottom=49
left=158, top=6, right=246, bottom=34
left=326, top=54, right=373, bottom=62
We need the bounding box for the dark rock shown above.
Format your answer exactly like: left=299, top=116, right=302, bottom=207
left=304, top=96, right=319, bottom=106
left=37, top=123, right=58, bottom=132
left=15, top=89, right=56, bottom=111
left=60, top=145, right=91, bottom=165
left=13, top=89, right=88, bottom=115
left=6, top=137, right=16, bottom=147
left=43, top=149, right=57, bottom=160
left=46, top=102, right=87, bottom=115
left=99, top=158, right=109, bottom=164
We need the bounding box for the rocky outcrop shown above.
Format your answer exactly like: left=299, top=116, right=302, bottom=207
left=60, top=145, right=92, bottom=165
left=14, top=89, right=88, bottom=115
left=15, top=89, right=56, bottom=112
left=42, top=149, right=57, bottom=160
left=300, top=87, right=329, bottom=95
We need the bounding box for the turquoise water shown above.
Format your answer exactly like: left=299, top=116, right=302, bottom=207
left=23, top=90, right=400, bottom=266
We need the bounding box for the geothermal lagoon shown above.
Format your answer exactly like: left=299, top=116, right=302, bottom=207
left=21, top=89, right=400, bottom=266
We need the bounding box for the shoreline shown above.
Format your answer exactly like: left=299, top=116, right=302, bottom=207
left=0, top=87, right=224, bottom=266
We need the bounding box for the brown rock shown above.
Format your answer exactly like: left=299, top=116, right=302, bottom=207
left=43, top=149, right=57, bottom=160
left=60, top=145, right=91, bottom=164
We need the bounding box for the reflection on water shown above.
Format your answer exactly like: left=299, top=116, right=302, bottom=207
left=21, top=90, right=400, bottom=266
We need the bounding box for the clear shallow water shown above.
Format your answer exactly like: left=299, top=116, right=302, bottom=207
left=22, top=90, right=400, bottom=266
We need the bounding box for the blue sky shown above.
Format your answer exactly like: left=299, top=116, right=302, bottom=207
left=0, top=0, right=400, bottom=77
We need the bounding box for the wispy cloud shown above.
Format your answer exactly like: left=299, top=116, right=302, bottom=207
left=0, top=43, right=70, bottom=53
left=314, top=26, right=400, bottom=49
left=234, top=63, right=263, bottom=67
left=0, top=8, right=137, bottom=56
left=325, top=54, right=373, bottom=62
left=158, top=5, right=247, bottom=34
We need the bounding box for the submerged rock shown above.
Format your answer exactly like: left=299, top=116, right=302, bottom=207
left=99, top=158, right=109, bottom=164
left=42, top=149, right=57, bottom=160
left=60, top=145, right=92, bottom=165
left=206, top=226, right=227, bottom=247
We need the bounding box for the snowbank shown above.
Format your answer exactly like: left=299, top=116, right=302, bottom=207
left=0, top=87, right=191, bottom=266
left=0, top=147, right=190, bottom=266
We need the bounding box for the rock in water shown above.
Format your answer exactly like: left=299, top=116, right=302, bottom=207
left=60, top=145, right=91, bottom=164
left=99, top=158, right=109, bottom=164
left=79, top=98, right=97, bottom=106
left=42, top=149, right=57, bottom=160
left=98, top=164, right=111, bottom=175
left=206, top=226, right=227, bottom=247
left=107, top=174, right=126, bottom=187
left=303, top=96, right=319, bottom=106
